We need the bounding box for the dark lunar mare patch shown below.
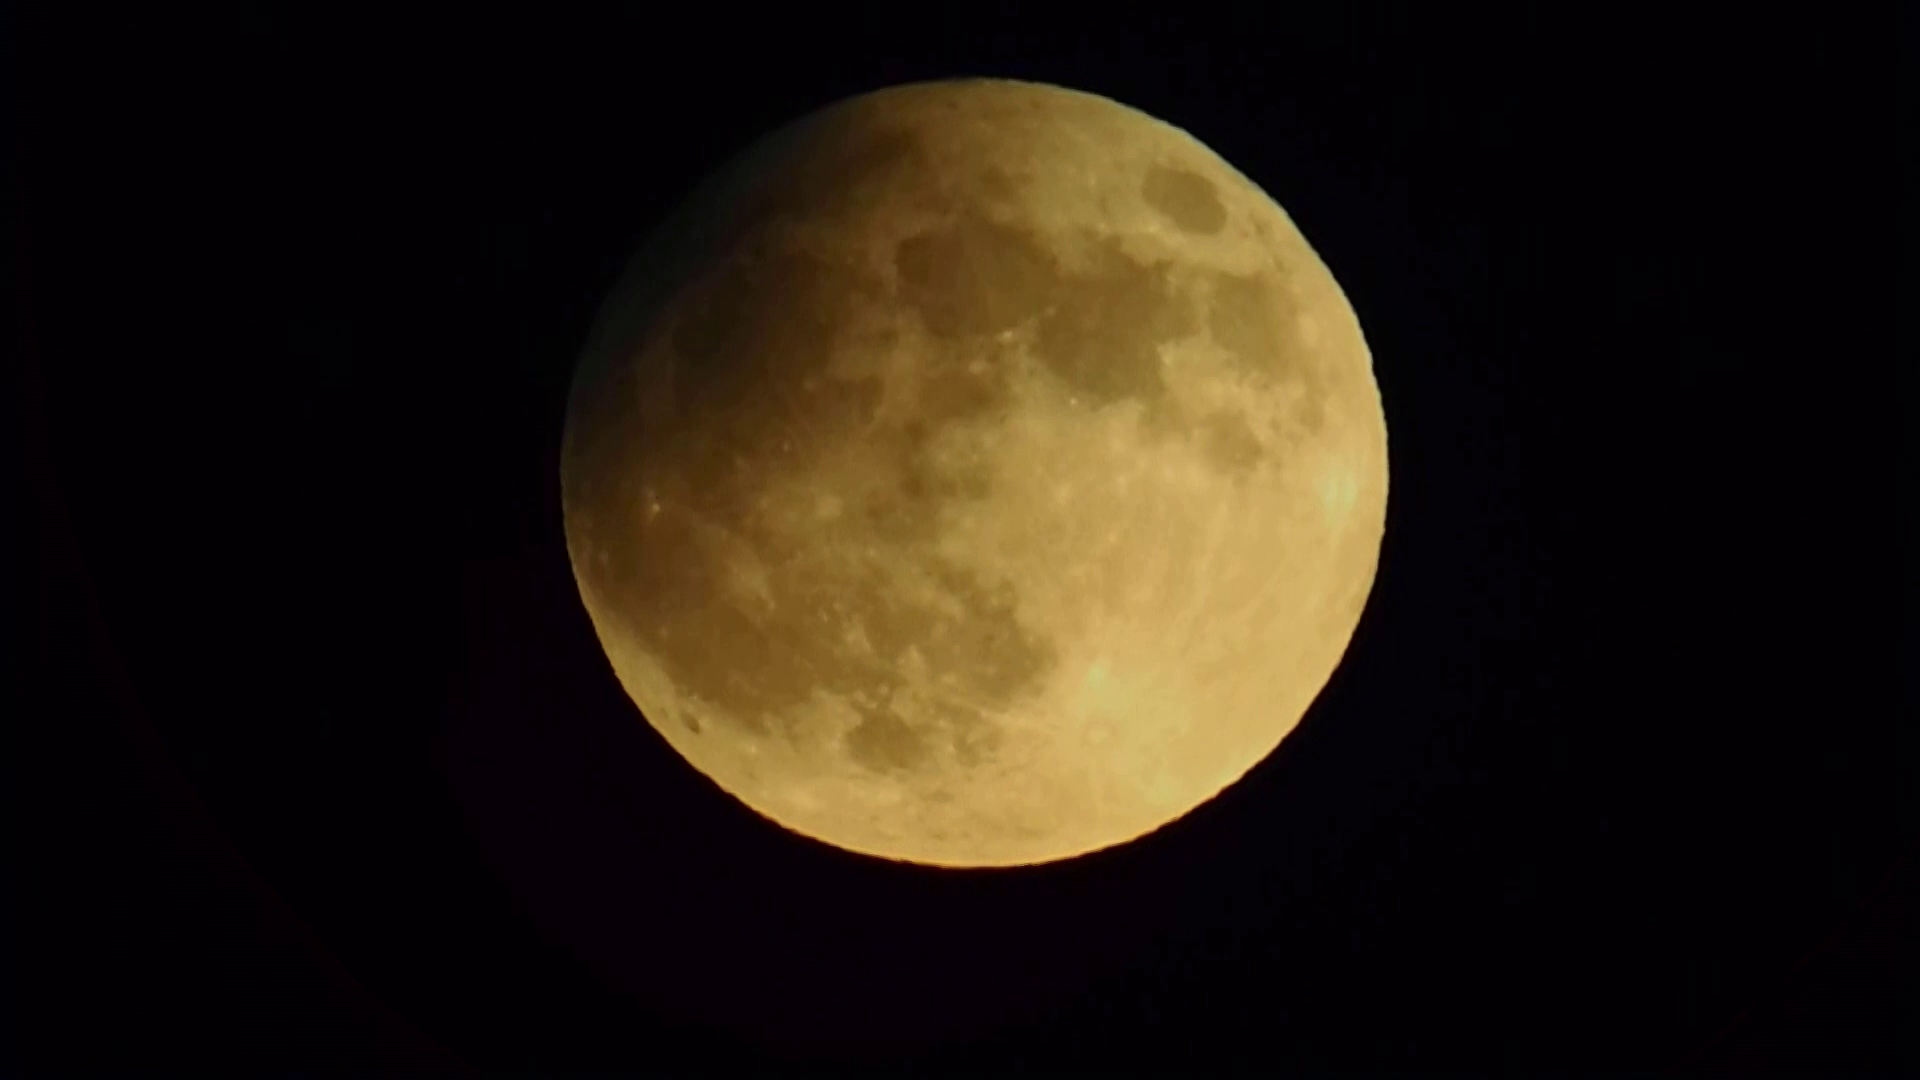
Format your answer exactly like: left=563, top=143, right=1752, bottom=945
left=1206, top=270, right=1325, bottom=435
left=845, top=711, right=929, bottom=773
left=1207, top=271, right=1291, bottom=382
left=1198, top=410, right=1266, bottom=474
left=894, top=214, right=1055, bottom=339
left=1142, top=164, right=1227, bottom=235
left=1034, top=237, right=1195, bottom=407
left=894, top=220, right=1197, bottom=411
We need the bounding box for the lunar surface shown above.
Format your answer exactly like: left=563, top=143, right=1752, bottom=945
left=560, top=79, right=1388, bottom=867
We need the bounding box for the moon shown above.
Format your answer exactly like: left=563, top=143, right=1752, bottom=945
left=560, top=79, right=1388, bottom=867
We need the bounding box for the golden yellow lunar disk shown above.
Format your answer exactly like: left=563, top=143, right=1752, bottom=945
left=560, top=79, right=1388, bottom=867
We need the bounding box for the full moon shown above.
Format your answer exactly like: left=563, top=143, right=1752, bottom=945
left=560, top=79, right=1388, bottom=867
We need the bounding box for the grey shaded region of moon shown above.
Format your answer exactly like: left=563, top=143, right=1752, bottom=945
left=560, top=78, right=1389, bottom=868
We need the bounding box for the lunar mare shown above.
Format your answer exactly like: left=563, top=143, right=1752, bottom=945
left=561, top=79, right=1388, bottom=867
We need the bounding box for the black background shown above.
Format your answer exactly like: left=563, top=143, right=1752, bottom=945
left=8, top=5, right=1912, bottom=1074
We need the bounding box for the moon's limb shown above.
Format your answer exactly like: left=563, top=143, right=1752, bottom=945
left=561, top=79, right=1387, bottom=867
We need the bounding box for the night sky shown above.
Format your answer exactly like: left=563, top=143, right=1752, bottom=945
left=9, top=7, right=1910, bottom=1074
